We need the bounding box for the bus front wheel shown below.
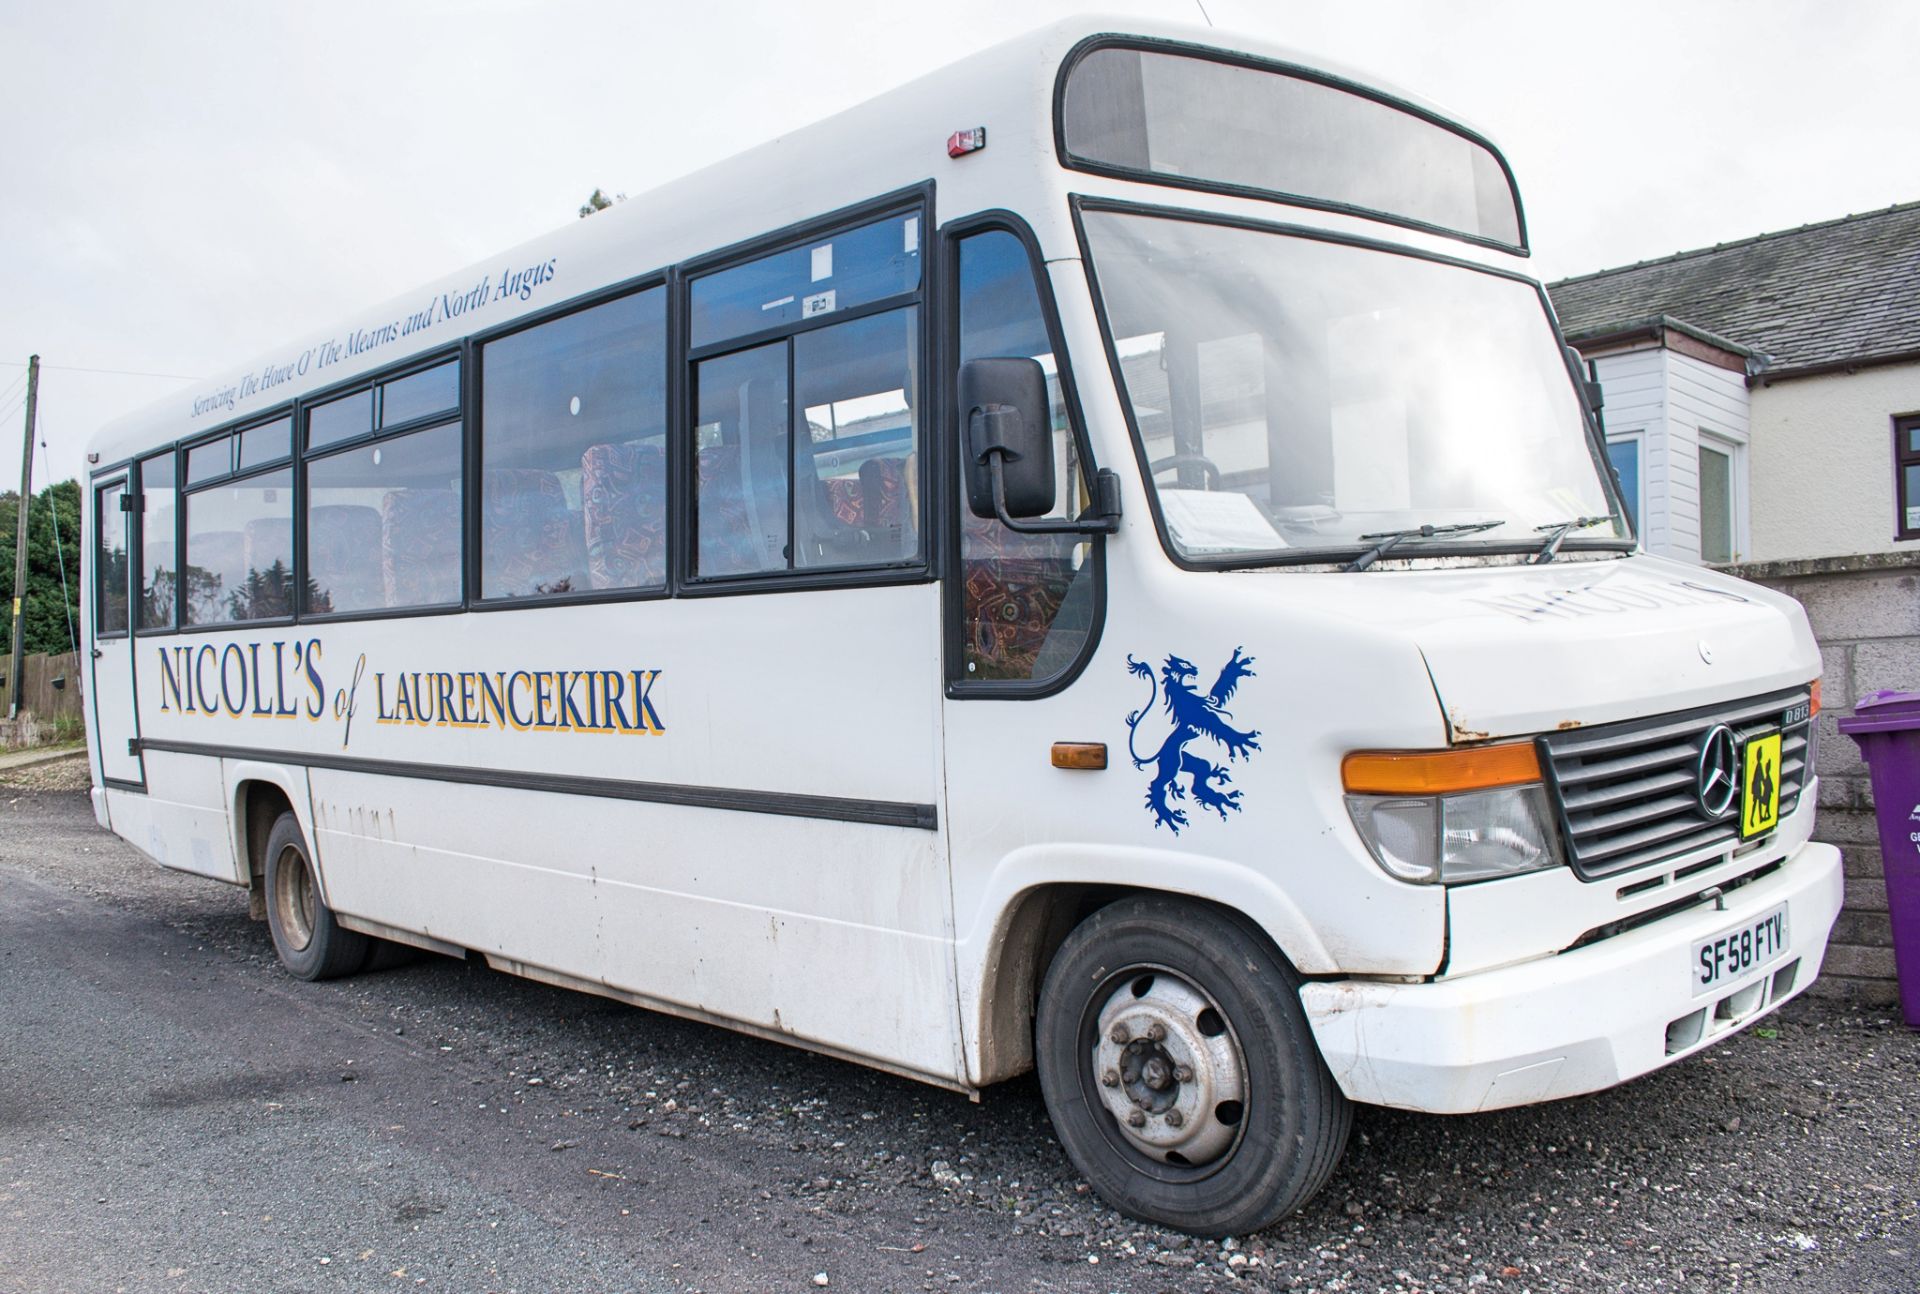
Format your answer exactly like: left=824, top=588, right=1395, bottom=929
left=1035, top=895, right=1350, bottom=1236
left=263, top=810, right=368, bottom=981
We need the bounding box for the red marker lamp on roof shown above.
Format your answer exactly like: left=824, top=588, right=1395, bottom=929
left=947, top=127, right=987, bottom=158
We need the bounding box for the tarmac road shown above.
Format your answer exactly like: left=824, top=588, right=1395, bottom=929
left=1, top=766, right=1915, bottom=1293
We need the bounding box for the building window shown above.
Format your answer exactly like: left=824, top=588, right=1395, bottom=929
left=1698, top=438, right=1735, bottom=564
left=1605, top=436, right=1640, bottom=534
left=1897, top=415, right=1920, bottom=540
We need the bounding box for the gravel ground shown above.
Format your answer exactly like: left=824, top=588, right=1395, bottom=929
left=3, top=762, right=1917, bottom=1292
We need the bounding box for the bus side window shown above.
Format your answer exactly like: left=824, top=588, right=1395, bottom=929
left=182, top=464, right=295, bottom=625
left=137, top=451, right=178, bottom=631
left=954, top=230, right=1092, bottom=684
left=94, top=481, right=130, bottom=636
left=481, top=287, right=668, bottom=599
left=794, top=307, right=920, bottom=568
left=693, top=343, right=790, bottom=577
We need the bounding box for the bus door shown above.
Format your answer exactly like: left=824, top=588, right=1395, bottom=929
left=940, top=221, right=1109, bottom=1075
left=88, top=476, right=145, bottom=789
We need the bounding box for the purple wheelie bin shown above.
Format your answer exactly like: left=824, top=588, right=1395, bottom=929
left=1837, top=690, right=1920, bottom=1027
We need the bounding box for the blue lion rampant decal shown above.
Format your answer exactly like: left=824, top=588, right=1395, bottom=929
left=1124, top=647, right=1261, bottom=834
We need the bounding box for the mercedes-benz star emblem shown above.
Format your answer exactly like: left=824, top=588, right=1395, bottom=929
left=1696, top=724, right=1739, bottom=819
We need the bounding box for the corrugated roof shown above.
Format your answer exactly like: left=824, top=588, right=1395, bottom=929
left=1546, top=201, right=1920, bottom=376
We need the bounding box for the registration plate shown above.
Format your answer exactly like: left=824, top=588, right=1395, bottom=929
left=1692, top=902, right=1790, bottom=996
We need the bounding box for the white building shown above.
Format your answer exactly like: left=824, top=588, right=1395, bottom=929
left=1548, top=201, right=1920, bottom=566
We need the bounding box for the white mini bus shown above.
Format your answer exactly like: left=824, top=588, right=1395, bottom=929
left=83, top=15, right=1841, bottom=1235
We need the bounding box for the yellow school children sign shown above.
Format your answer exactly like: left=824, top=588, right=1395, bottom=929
left=1741, top=732, right=1782, bottom=838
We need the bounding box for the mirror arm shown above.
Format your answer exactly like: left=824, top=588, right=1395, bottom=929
left=984, top=455, right=1121, bottom=535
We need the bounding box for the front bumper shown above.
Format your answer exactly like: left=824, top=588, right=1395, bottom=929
left=1299, top=840, right=1843, bottom=1113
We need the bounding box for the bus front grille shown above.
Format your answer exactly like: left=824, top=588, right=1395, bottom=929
left=1537, top=687, right=1813, bottom=882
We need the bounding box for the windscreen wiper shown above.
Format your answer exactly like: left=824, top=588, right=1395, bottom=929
left=1344, top=520, right=1505, bottom=572
left=1531, top=515, right=1612, bottom=565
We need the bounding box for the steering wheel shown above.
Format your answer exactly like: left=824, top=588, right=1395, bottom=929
left=1150, top=453, right=1223, bottom=490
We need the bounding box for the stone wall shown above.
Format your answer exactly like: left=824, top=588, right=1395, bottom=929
left=1725, top=550, right=1920, bottom=1007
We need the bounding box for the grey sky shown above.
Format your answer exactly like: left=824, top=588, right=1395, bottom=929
left=3, top=0, right=1916, bottom=488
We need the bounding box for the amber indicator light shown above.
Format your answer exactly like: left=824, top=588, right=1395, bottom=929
left=1051, top=742, right=1108, bottom=770
left=1342, top=741, right=1543, bottom=795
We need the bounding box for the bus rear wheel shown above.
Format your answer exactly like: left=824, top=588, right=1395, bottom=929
left=1035, top=895, right=1351, bottom=1236
left=263, top=810, right=367, bottom=981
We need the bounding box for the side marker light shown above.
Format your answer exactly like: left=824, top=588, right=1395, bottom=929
left=947, top=127, right=987, bottom=158
left=1052, top=742, right=1107, bottom=770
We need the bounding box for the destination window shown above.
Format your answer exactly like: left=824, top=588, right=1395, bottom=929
left=137, top=451, right=177, bottom=631
left=1060, top=43, right=1523, bottom=248
left=480, top=288, right=667, bottom=599
left=182, top=468, right=295, bottom=625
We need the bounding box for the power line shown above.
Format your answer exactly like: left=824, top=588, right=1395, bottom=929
left=0, top=361, right=198, bottom=381
left=34, top=428, right=77, bottom=657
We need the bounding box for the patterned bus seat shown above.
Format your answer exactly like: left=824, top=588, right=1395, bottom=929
left=381, top=489, right=463, bottom=607
left=581, top=441, right=667, bottom=589
left=306, top=504, right=383, bottom=614
left=484, top=467, right=587, bottom=598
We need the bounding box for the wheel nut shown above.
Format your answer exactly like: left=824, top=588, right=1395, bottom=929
left=1109, top=1023, right=1131, bottom=1044
left=1144, top=1022, right=1166, bottom=1042
left=1173, top=1064, right=1194, bottom=1083
left=1100, top=1069, right=1119, bottom=1088
left=1166, top=1110, right=1185, bottom=1128
left=1126, top=1110, right=1146, bottom=1128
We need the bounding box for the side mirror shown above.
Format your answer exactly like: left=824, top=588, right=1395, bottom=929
left=959, top=357, right=1054, bottom=520
left=1563, top=343, right=1604, bottom=415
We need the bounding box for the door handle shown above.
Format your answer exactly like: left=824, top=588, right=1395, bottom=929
left=92, top=648, right=104, bottom=659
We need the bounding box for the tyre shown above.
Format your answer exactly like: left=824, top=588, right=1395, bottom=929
left=1035, top=894, right=1351, bottom=1236
left=263, top=810, right=368, bottom=980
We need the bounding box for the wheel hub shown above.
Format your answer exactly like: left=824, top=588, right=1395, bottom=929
left=1090, top=969, right=1246, bottom=1165
left=274, top=845, right=316, bottom=953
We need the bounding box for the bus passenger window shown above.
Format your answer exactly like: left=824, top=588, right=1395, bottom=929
left=305, top=422, right=462, bottom=613
left=693, top=343, right=789, bottom=577
left=137, top=451, right=177, bottom=630
left=690, top=214, right=921, bottom=347
left=955, top=230, right=1092, bottom=683
left=182, top=467, right=294, bottom=624
left=794, top=308, right=919, bottom=568
left=481, top=288, right=666, bottom=599
left=381, top=361, right=460, bottom=429
left=94, top=482, right=130, bottom=635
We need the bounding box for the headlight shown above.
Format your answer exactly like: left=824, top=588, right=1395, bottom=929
left=1343, top=744, right=1567, bottom=886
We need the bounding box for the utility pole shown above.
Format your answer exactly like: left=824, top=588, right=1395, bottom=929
left=8, top=354, right=39, bottom=721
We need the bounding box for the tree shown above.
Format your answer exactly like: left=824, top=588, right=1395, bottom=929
left=0, top=479, right=82, bottom=658
left=578, top=188, right=625, bottom=219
